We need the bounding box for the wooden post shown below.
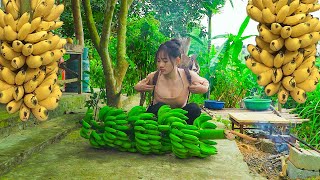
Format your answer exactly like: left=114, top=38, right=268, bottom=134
left=278, top=103, right=282, bottom=113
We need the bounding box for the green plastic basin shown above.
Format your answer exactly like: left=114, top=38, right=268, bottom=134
left=243, top=99, right=271, bottom=111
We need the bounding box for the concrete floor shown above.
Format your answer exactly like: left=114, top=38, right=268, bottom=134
left=3, top=130, right=266, bottom=180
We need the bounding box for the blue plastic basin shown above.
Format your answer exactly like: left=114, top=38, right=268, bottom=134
left=204, top=100, right=225, bottom=110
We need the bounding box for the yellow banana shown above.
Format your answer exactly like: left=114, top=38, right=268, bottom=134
left=270, top=37, right=284, bottom=51
left=0, top=66, right=16, bottom=85
left=270, top=23, right=282, bottom=35
left=32, top=0, right=47, bottom=19
left=0, top=26, right=4, bottom=40
left=4, top=13, right=17, bottom=31
left=290, top=87, right=307, bottom=103
left=247, top=44, right=261, bottom=63
left=31, top=104, right=49, bottom=121
left=54, top=38, right=67, bottom=49
left=17, top=12, right=30, bottom=31
left=291, top=22, right=311, bottom=38
left=305, top=18, right=319, bottom=33
left=278, top=86, right=289, bottom=104
left=48, top=34, right=60, bottom=50
left=247, top=5, right=264, bottom=23
left=276, top=5, right=289, bottom=23
left=48, top=84, right=62, bottom=99
left=255, top=36, right=275, bottom=53
left=259, top=24, right=280, bottom=43
left=13, top=85, right=24, bottom=101
left=6, top=99, right=23, bottom=114
left=32, top=40, right=52, bottom=55
left=297, top=78, right=318, bottom=92
left=283, top=14, right=306, bottom=26
left=0, top=55, right=16, bottom=71
left=293, top=68, right=311, bottom=83
left=0, top=79, right=13, bottom=91
left=272, top=68, right=283, bottom=83
left=11, top=55, right=26, bottom=69
left=262, top=8, right=276, bottom=23
left=262, top=0, right=276, bottom=14
left=19, top=103, right=30, bottom=121
left=41, top=73, right=57, bottom=86
left=301, top=0, right=317, bottom=3
left=40, top=51, right=54, bottom=65
left=24, top=93, right=38, bottom=109
left=252, top=0, right=264, bottom=10
left=298, top=33, right=313, bottom=48
left=310, top=32, right=320, bottom=45
left=34, top=85, right=52, bottom=101
left=298, top=56, right=315, bottom=70
left=4, top=0, right=19, bottom=20
left=42, top=0, right=55, bottom=18
left=282, top=76, right=297, bottom=91
left=0, top=9, right=6, bottom=28
left=18, top=22, right=31, bottom=41
left=0, top=86, right=14, bottom=104
left=31, top=0, right=39, bottom=11
left=29, top=16, right=41, bottom=33
left=24, top=31, right=48, bottom=43
left=295, top=50, right=304, bottom=67
left=265, top=82, right=281, bottom=96
left=288, top=0, right=300, bottom=15
left=38, top=96, right=59, bottom=110
left=275, top=0, right=288, bottom=13
left=26, top=55, right=43, bottom=68
left=295, top=3, right=311, bottom=14
left=310, top=67, right=320, bottom=81
left=45, top=61, right=58, bottom=74
left=22, top=43, right=34, bottom=56
left=284, top=37, right=301, bottom=51
left=15, top=0, right=20, bottom=10
left=15, top=69, right=26, bottom=85
left=52, top=49, right=64, bottom=62
left=274, top=51, right=285, bottom=68
left=24, top=67, right=40, bottom=82
left=4, top=25, right=17, bottom=41
left=24, top=77, right=39, bottom=93
left=49, top=21, right=63, bottom=31
left=280, top=26, right=292, bottom=39
left=257, top=69, right=273, bottom=86
left=260, top=49, right=274, bottom=68
left=283, top=60, right=297, bottom=76
left=303, top=44, right=316, bottom=57
left=44, top=4, right=65, bottom=21
left=35, top=67, right=46, bottom=85
left=12, top=40, right=24, bottom=52
left=37, top=21, right=55, bottom=31
left=1, top=42, right=21, bottom=60
left=309, top=3, right=320, bottom=12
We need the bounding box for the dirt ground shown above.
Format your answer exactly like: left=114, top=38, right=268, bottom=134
left=236, top=141, right=281, bottom=180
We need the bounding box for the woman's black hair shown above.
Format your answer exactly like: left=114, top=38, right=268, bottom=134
left=155, top=39, right=182, bottom=64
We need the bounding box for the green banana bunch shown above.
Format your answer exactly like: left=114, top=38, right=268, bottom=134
left=80, top=105, right=222, bottom=159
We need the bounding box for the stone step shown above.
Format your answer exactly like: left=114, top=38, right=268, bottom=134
left=0, top=113, right=84, bottom=176
left=0, top=93, right=87, bottom=139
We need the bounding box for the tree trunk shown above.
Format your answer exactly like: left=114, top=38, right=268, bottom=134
left=82, top=0, right=133, bottom=107
left=71, top=0, right=84, bottom=46
left=208, top=13, right=212, bottom=52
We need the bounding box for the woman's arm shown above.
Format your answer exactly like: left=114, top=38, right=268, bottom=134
left=134, top=72, right=156, bottom=92
left=188, top=71, right=209, bottom=94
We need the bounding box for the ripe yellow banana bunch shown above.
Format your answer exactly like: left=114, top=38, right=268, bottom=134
left=0, top=0, right=66, bottom=121
left=246, top=0, right=320, bottom=105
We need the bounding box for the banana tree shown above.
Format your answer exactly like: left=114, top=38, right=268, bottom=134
left=200, top=0, right=234, bottom=52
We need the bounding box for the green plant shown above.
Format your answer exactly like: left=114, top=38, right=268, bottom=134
left=292, top=84, right=320, bottom=150
left=84, top=86, right=107, bottom=120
